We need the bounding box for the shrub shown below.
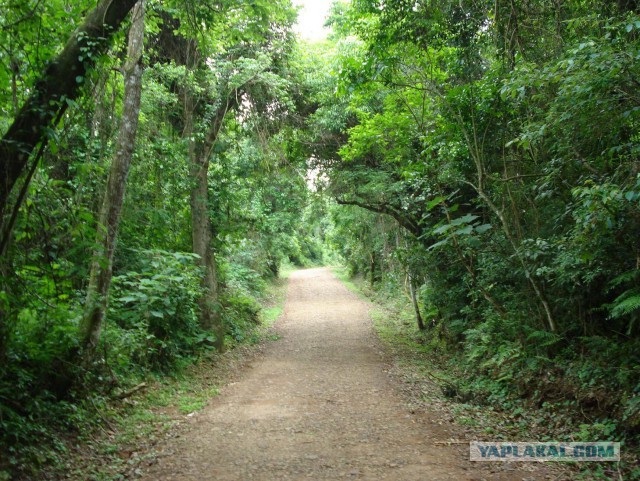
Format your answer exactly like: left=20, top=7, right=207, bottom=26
left=221, top=291, right=262, bottom=343
left=107, top=249, right=206, bottom=372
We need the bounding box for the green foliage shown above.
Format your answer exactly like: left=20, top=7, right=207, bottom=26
left=107, top=250, right=206, bottom=372
left=4, top=0, right=640, bottom=476
left=308, top=2, right=640, bottom=469
left=0, top=298, right=83, bottom=476
left=0, top=0, right=312, bottom=477
left=221, top=291, right=261, bottom=344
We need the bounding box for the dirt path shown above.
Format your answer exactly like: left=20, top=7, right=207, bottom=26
left=139, top=268, right=548, bottom=481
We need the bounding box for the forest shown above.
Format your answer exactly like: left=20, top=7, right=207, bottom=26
left=1, top=0, right=639, bottom=479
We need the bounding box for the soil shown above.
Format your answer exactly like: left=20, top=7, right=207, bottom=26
left=137, top=268, right=555, bottom=481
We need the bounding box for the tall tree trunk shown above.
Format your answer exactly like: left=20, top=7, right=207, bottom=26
left=0, top=0, right=139, bottom=234
left=494, top=0, right=522, bottom=68
left=188, top=135, right=224, bottom=350
left=369, top=251, right=376, bottom=287
left=79, top=1, right=146, bottom=358
left=183, top=89, right=236, bottom=352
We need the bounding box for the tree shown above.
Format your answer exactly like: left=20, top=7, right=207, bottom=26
left=183, top=80, right=236, bottom=351
left=80, top=0, right=146, bottom=359
left=0, top=0, right=139, bottom=248
left=171, top=0, right=296, bottom=350
left=0, top=0, right=314, bottom=474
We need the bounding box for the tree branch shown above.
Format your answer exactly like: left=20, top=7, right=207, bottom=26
left=336, top=198, right=422, bottom=238
left=0, top=0, right=139, bottom=226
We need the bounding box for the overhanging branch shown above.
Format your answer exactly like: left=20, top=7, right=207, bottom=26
left=336, top=198, right=423, bottom=239
left=0, top=0, right=139, bottom=223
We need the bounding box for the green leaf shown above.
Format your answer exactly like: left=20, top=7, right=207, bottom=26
left=428, top=239, right=450, bottom=251
left=609, top=291, right=640, bottom=319
left=118, top=296, right=138, bottom=303
left=474, top=224, right=492, bottom=234
left=450, top=214, right=479, bottom=226
left=454, top=225, right=474, bottom=236
left=426, top=196, right=445, bottom=210
left=433, top=224, right=452, bottom=235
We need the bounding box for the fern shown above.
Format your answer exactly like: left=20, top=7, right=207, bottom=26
left=607, top=270, right=640, bottom=291
left=609, top=289, right=640, bottom=319
left=526, top=329, right=561, bottom=348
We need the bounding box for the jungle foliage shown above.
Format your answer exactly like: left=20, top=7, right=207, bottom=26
left=305, top=0, right=640, bottom=467
left=0, top=0, right=323, bottom=477
left=2, top=0, right=640, bottom=478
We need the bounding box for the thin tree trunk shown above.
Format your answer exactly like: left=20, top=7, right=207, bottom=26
left=189, top=143, right=224, bottom=350
left=408, top=271, right=425, bottom=330
left=79, top=1, right=146, bottom=358
left=183, top=88, right=236, bottom=352
left=370, top=251, right=376, bottom=287
left=442, top=203, right=510, bottom=319
left=455, top=108, right=557, bottom=333
left=0, top=0, right=139, bottom=229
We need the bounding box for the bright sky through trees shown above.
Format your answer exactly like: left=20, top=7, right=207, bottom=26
left=293, top=0, right=333, bottom=41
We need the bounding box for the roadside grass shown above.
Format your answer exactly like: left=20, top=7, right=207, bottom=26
left=331, top=266, right=368, bottom=300
left=259, top=263, right=293, bottom=329
left=48, top=273, right=290, bottom=481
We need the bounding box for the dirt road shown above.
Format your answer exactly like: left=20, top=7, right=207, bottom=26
left=139, top=268, right=547, bottom=480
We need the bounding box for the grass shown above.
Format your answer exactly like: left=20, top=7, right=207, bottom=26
left=258, top=265, right=291, bottom=333
left=331, top=266, right=368, bottom=299
left=53, top=357, right=234, bottom=480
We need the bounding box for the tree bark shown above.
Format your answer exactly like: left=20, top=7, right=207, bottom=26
left=183, top=90, right=236, bottom=352
left=79, top=1, right=146, bottom=358
left=0, top=0, right=139, bottom=228
left=369, top=250, right=376, bottom=287
left=408, top=271, right=426, bottom=330
left=335, top=198, right=422, bottom=239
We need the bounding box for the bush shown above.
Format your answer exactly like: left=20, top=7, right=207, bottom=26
left=107, top=249, right=206, bottom=372
left=0, top=301, right=82, bottom=476
left=221, top=291, right=262, bottom=344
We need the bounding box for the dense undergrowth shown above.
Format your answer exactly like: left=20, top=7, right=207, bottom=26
left=0, top=0, right=322, bottom=475
left=310, top=3, right=640, bottom=479
left=335, top=267, right=640, bottom=480
left=1, top=264, right=293, bottom=481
